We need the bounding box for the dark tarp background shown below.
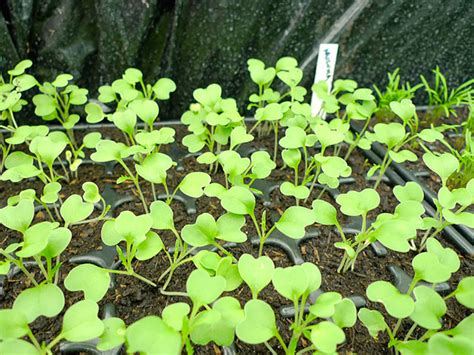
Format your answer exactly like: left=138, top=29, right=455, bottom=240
left=1, top=0, right=473, bottom=120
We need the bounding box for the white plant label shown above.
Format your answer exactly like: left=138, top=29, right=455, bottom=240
left=310, top=43, right=339, bottom=118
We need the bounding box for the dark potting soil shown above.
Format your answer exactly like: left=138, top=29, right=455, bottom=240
left=0, top=125, right=472, bottom=354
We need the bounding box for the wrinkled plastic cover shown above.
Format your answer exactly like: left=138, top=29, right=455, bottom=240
left=0, top=0, right=472, bottom=119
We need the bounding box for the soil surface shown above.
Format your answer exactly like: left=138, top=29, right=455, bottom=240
left=0, top=123, right=472, bottom=354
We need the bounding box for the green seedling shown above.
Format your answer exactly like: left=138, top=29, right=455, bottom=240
left=0, top=299, right=104, bottom=354
left=364, top=99, right=419, bottom=189
left=85, top=67, right=176, bottom=128
left=33, top=73, right=88, bottom=152
left=193, top=250, right=242, bottom=291
left=236, top=261, right=356, bottom=354
left=181, top=83, right=243, bottom=161
left=211, top=186, right=316, bottom=256
left=0, top=60, right=37, bottom=129
left=417, top=154, right=473, bottom=250
left=312, top=79, right=377, bottom=160
left=358, top=239, right=471, bottom=353
left=198, top=149, right=275, bottom=190
left=313, top=184, right=425, bottom=272
left=420, top=66, right=474, bottom=119
left=101, top=210, right=161, bottom=286
left=373, top=68, right=422, bottom=118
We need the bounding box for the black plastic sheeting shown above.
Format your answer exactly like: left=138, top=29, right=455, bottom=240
left=1, top=0, right=473, bottom=119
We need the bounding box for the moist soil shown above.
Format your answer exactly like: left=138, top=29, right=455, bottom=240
left=0, top=124, right=472, bottom=354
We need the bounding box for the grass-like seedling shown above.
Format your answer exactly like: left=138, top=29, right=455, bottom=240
left=373, top=68, right=422, bottom=118
left=420, top=66, right=474, bottom=120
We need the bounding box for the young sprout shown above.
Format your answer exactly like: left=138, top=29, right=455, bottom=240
left=236, top=259, right=356, bottom=354
left=33, top=73, right=88, bottom=150
left=211, top=186, right=316, bottom=256
left=365, top=99, right=419, bottom=189
left=359, top=239, right=472, bottom=353
left=313, top=183, right=425, bottom=273
left=0, top=299, right=104, bottom=354
left=85, top=67, right=176, bottom=129
left=373, top=68, right=422, bottom=117
left=181, top=83, right=243, bottom=165
left=420, top=66, right=474, bottom=119
left=0, top=59, right=37, bottom=129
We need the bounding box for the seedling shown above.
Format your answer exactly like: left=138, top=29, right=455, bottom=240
left=364, top=99, right=419, bottom=189
left=420, top=66, right=474, bottom=120
left=209, top=185, right=316, bottom=256
left=313, top=183, right=425, bottom=272
left=236, top=260, right=356, bottom=354
left=0, top=299, right=104, bottom=354
left=373, top=68, right=422, bottom=118
left=358, top=239, right=472, bottom=353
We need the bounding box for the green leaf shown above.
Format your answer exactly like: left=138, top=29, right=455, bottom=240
left=389, top=149, right=417, bottom=163
left=82, top=182, right=100, bottom=204
left=250, top=151, right=275, bottom=179
left=418, top=128, right=444, bottom=143
left=41, top=182, right=62, bottom=204
left=102, top=211, right=152, bottom=246
left=332, top=298, right=357, bottom=328
left=216, top=257, right=243, bottom=291
left=312, top=199, right=338, bottom=225
left=220, top=186, right=256, bottom=215
left=186, top=269, right=226, bottom=307
left=136, top=231, right=164, bottom=260
left=52, top=73, right=73, bottom=87
left=279, top=126, right=306, bottom=149
left=236, top=299, right=276, bottom=344
left=136, top=152, right=174, bottom=184
left=97, top=317, right=126, bottom=351
left=150, top=201, right=175, bottom=230
left=32, top=94, right=56, bottom=116
left=190, top=297, right=244, bottom=346
left=410, top=286, right=446, bottom=330
left=358, top=308, right=387, bottom=338
left=61, top=300, right=104, bottom=342
left=60, top=195, right=94, bottom=225
left=16, top=222, right=56, bottom=258
left=279, top=182, right=310, bottom=200
left=336, top=188, right=380, bottom=216
left=0, top=309, right=29, bottom=340
left=217, top=213, right=247, bottom=243
left=423, top=152, right=459, bottom=185
left=179, top=172, right=211, bottom=198
left=193, top=84, right=222, bottom=107
left=454, top=277, right=474, bottom=309
left=389, top=99, right=416, bottom=122
left=182, top=213, right=217, bottom=247
left=310, top=321, right=345, bottom=353
left=41, top=227, right=71, bottom=258
left=64, top=264, right=111, bottom=302
left=255, top=103, right=283, bottom=122
left=428, top=334, right=473, bottom=355
left=83, top=132, right=102, bottom=149
left=153, top=78, right=176, bottom=100
left=85, top=102, right=105, bottom=123
left=371, top=123, right=406, bottom=149
left=13, top=284, right=64, bottom=323
left=8, top=59, right=33, bottom=76
left=412, top=238, right=460, bottom=283
left=393, top=182, right=424, bottom=203
left=366, top=281, right=415, bottom=318
left=309, top=292, right=342, bottom=318
left=126, top=316, right=181, bottom=354
left=282, top=148, right=301, bottom=169
left=162, top=303, right=190, bottom=332
left=238, top=254, right=274, bottom=298
left=111, top=109, right=136, bottom=135
left=0, top=339, right=38, bottom=355
left=0, top=199, right=34, bottom=233
left=275, top=206, right=316, bottom=239
left=123, top=68, right=142, bottom=84
left=230, top=126, right=254, bottom=149
left=91, top=140, right=128, bottom=162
